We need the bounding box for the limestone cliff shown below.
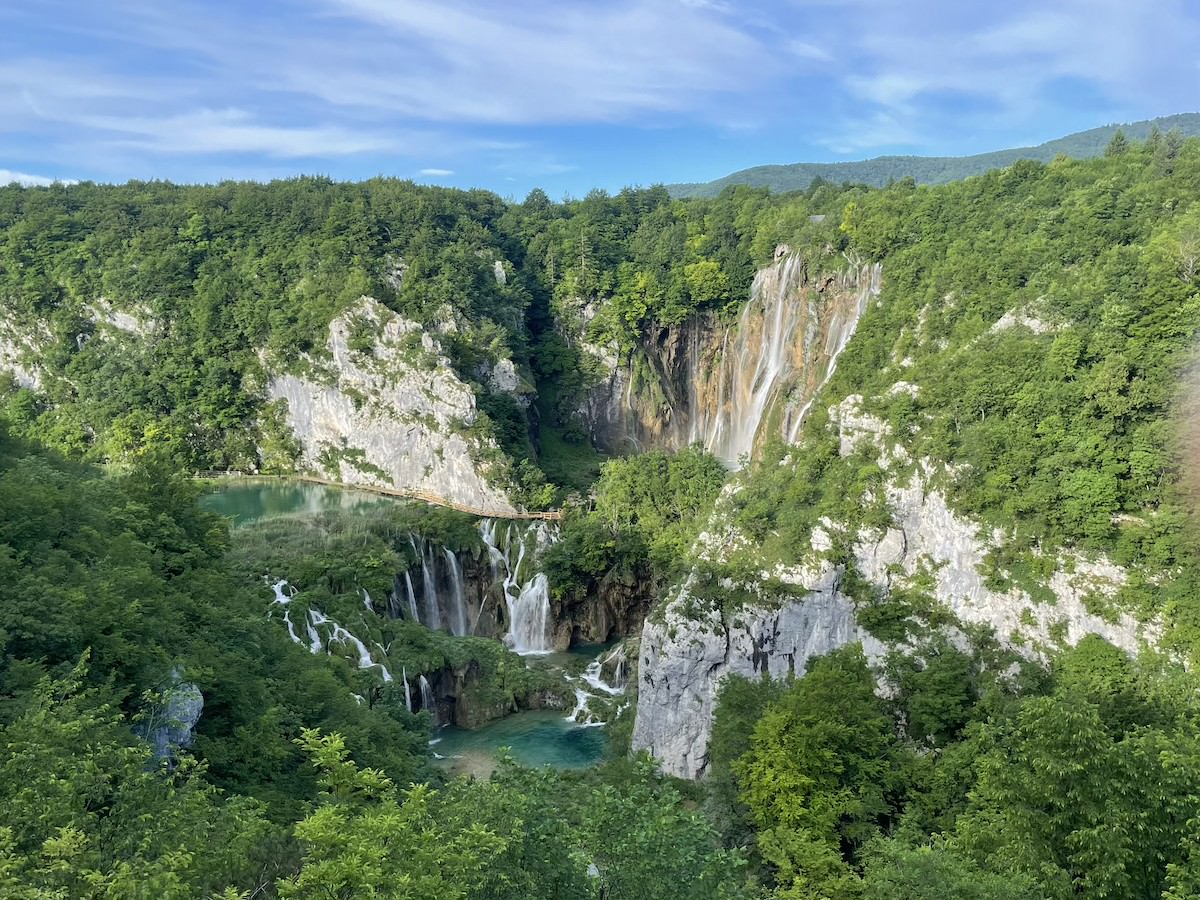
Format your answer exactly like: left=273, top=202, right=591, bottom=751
left=578, top=249, right=881, bottom=466
left=632, top=393, right=1158, bottom=779
left=266, top=296, right=516, bottom=512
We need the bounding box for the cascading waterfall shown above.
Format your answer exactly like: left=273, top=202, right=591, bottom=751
left=270, top=580, right=304, bottom=645
left=479, top=519, right=557, bottom=654
left=309, top=608, right=393, bottom=682
left=568, top=645, right=627, bottom=727
left=669, top=253, right=882, bottom=469
left=268, top=580, right=393, bottom=682
left=402, top=667, right=413, bottom=713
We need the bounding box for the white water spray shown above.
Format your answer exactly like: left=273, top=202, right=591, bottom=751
left=479, top=519, right=556, bottom=654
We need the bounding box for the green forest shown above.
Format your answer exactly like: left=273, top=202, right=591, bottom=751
left=2, top=131, right=1200, bottom=898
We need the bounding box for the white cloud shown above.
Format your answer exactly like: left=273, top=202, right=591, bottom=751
left=100, top=0, right=775, bottom=126
left=0, top=168, right=75, bottom=186
left=419, top=168, right=454, bottom=176
left=77, top=108, right=402, bottom=157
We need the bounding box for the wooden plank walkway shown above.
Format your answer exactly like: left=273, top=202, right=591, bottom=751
left=193, top=471, right=563, bottom=521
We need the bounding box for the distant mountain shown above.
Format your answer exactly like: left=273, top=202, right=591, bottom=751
left=667, top=112, right=1200, bottom=198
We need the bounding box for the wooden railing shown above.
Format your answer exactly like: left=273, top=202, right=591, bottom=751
left=193, top=471, right=563, bottom=521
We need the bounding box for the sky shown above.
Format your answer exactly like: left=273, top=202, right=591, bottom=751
left=1, top=0, right=1198, bottom=198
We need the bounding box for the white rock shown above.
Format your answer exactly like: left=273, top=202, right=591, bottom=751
left=265, top=297, right=515, bottom=512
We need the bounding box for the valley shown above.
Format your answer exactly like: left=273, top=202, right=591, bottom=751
left=3, top=131, right=1200, bottom=898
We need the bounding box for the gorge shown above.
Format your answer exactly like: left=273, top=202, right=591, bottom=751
left=4, top=139, right=1200, bottom=898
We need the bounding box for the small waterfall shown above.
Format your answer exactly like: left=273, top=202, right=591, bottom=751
left=418, top=540, right=442, bottom=631
left=403, top=570, right=420, bottom=622
left=270, top=581, right=305, bottom=647
left=361, top=588, right=373, bottom=611
left=479, top=519, right=556, bottom=654
left=305, top=610, right=324, bottom=654
left=307, top=609, right=392, bottom=682
left=402, top=667, right=413, bottom=713
left=443, top=547, right=470, bottom=636
left=418, top=674, right=436, bottom=722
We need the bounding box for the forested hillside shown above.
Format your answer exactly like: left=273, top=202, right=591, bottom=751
left=669, top=113, right=1200, bottom=198
left=3, top=133, right=1200, bottom=898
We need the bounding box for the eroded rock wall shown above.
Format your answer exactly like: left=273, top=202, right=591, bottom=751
left=266, top=297, right=515, bottom=512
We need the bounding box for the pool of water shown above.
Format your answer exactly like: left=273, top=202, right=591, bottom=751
left=201, top=479, right=398, bottom=526
left=432, top=710, right=607, bottom=778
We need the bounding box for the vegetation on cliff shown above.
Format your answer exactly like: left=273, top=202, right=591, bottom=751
left=3, top=131, right=1200, bottom=899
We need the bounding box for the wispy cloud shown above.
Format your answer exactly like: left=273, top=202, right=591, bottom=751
left=0, top=168, right=75, bottom=186
left=0, top=0, right=1196, bottom=188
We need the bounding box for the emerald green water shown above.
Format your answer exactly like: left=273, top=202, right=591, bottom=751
left=432, top=711, right=606, bottom=778
left=201, top=480, right=397, bottom=526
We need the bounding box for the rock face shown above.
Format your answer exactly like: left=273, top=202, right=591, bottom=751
left=0, top=312, right=49, bottom=390
left=266, top=297, right=515, bottom=512
left=138, top=680, right=204, bottom=763
left=553, top=566, right=655, bottom=649
left=578, top=251, right=881, bottom=467
left=631, top=393, right=1158, bottom=779
left=633, top=570, right=885, bottom=779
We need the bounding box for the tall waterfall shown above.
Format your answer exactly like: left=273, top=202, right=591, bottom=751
left=402, top=535, right=473, bottom=636
left=687, top=254, right=882, bottom=468
left=479, top=519, right=557, bottom=654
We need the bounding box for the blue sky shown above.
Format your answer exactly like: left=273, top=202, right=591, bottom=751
left=2, top=0, right=1198, bottom=198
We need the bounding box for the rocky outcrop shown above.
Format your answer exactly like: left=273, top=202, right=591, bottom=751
left=266, top=297, right=515, bottom=512
left=631, top=393, right=1159, bottom=779
left=0, top=312, right=49, bottom=390
left=138, top=680, right=204, bottom=763
left=633, top=569, right=885, bottom=779
left=577, top=251, right=881, bottom=467
left=552, top=566, right=655, bottom=649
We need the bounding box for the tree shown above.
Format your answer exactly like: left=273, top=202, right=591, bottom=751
left=0, top=657, right=270, bottom=900
left=735, top=645, right=903, bottom=897
left=280, top=730, right=503, bottom=900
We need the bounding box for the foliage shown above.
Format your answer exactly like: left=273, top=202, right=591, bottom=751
left=543, top=446, right=727, bottom=600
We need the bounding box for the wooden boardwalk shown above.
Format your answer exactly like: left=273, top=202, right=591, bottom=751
left=194, top=471, right=563, bottom=521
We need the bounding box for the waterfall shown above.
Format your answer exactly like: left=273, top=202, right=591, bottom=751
left=672, top=254, right=881, bottom=469
left=402, top=667, right=413, bottom=713
left=418, top=674, right=436, bottom=721
left=403, top=570, right=420, bottom=622
left=479, top=519, right=556, bottom=654
left=571, top=647, right=625, bottom=726
left=418, top=540, right=442, bottom=631
left=361, top=588, right=373, bottom=611
left=443, top=547, right=470, bottom=636
left=307, top=609, right=393, bottom=682
left=784, top=261, right=881, bottom=442
left=305, top=609, right=324, bottom=654
left=269, top=580, right=306, bottom=647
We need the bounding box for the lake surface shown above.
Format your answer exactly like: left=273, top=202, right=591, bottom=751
left=201, top=479, right=397, bottom=526
left=432, top=710, right=606, bottom=778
